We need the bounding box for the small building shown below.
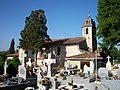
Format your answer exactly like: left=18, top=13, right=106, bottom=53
left=6, top=53, right=19, bottom=60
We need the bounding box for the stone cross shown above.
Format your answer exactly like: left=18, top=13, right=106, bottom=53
left=107, top=55, right=111, bottom=61
left=4, top=61, right=8, bottom=75
left=106, top=55, right=112, bottom=70
left=21, top=53, right=27, bottom=66
left=44, top=53, right=56, bottom=77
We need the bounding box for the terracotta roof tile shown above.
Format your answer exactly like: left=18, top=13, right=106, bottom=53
left=6, top=53, right=19, bottom=57
left=66, top=51, right=102, bottom=59
left=48, top=37, right=85, bottom=45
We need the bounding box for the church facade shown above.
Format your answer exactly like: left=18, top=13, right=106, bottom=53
left=18, top=16, right=102, bottom=72
left=36, top=16, right=102, bottom=72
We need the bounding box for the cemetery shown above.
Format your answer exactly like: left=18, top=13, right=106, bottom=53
left=2, top=52, right=120, bottom=90
left=0, top=1, right=120, bottom=89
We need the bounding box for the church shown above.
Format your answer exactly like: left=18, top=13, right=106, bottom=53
left=18, top=16, right=102, bottom=72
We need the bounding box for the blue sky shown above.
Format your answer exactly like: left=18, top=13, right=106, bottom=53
left=0, top=0, right=98, bottom=51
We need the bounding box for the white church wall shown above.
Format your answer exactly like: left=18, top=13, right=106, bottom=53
left=82, top=27, right=93, bottom=52
left=66, top=45, right=82, bottom=57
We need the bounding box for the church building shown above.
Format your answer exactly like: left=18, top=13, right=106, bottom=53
left=36, top=16, right=102, bottom=72
left=18, top=16, right=102, bottom=73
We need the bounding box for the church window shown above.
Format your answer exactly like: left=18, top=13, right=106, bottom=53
left=86, top=20, right=88, bottom=24
left=86, top=28, right=88, bottom=34
left=57, top=47, right=61, bottom=55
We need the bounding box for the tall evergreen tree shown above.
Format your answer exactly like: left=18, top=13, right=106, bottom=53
left=19, top=9, right=51, bottom=66
left=9, top=38, right=15, bottom=54
left=97, top=0, right=120, bottom=63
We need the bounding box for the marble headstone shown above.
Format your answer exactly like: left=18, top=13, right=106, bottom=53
left=44, top=53, right=56, bottom=77
left=4, top=61, right=8, bottom=75
left=106, top=55, right=112, bottom=70
left=18, top=65, right=27, bottom=80
left=98, top=68, right=108, bottom=78
left=117, top=69, right=120, bottom=78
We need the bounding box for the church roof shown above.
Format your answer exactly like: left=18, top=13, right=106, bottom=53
left=66, top=51, right=102, bottom=60
left=6, top=53, right=19, bottom=57
left=47, top=37, right=85, bottom=45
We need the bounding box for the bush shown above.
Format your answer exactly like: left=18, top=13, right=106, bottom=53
left=7, top=56, right=20, bottom=77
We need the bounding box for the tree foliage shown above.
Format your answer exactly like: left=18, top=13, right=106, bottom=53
left=9, top=38, right=15, bottom=54
left=7, top=56, right=20, bottom=77
left=19, top=9, right=51, bottom=52
left=97, top=0, right=120, bottom=62
left=0, top=51, right=7, bottom=74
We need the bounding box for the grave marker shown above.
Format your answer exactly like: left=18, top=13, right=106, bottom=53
left=44, top=53, right=56, bottom=77
left=98, top=68, right=108, bottom=78
left=4, top=61, right=8, bottom=75
left=106, top=55, right=112, bottom=70
left=18, top=65, right=27, bottom=80
left=117, top=69, right=120, bottom=78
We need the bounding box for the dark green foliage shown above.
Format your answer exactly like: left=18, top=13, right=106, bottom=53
left=0, top=51, right=7, bottom=74
left=7, top=56, right=20, bottom=77
left=19, top=9, right=51, bottom=52
left=9, top=39, right=15, bottom=54
left=0, top=57, right=4, bottom=74
left=97, top=0, right=120, bottom=62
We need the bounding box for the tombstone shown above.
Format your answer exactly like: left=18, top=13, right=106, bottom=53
left=90, top=61, right=94, bottom=74
left=43, top=53, right=56, bottom=77
left=38, top=85, right=46, bottom=90
left=65, top=62, right=68, bottom=71
left=83, top=64, right=94, bottom=75
left=36, top=68, right=43, bottom=87
left=52, top=77, right=59, bottom=90
left=4, top=61, right=8, bottom=75
left=106, top=55, right=112, bottom=70
left=18, top=65, right=27, bottom=80
left=21, top=53, right=27, bottom=67
left=98, top=68, right=109, bottom=78
left=26, top=58, right=32, bottom=67
left=117, top=69, right=120, bottom=78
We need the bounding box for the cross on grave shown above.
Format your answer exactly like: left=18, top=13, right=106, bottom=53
left=107, top=55, right=111, bottom=61
left=21, top=53, right=27, bottom=67
left=44, top=53, right=56, bottom=77
left=106, top=55, right=112, bottom=70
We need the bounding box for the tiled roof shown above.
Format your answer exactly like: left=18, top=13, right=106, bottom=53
left=48, top=37, right=85, bottom=45
left=6, top=53, right=19, bottom=57
left=66, top=51, right=102, bottom=59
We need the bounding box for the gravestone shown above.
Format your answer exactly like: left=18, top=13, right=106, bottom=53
left=117, top=69, right=120, bottom=78
left=44, top=53, right=56, bottom=77
left=36, top=68, right=43, bottom=87
left=26, top=58, right=32, bottom=67
left=4, top=61, right=8, bottom=75
left=18, top=52, right=28, bottom=80
left=18, top=65, right=27, bottom=80
left=38, top=85, right=46, bottom=90
left=98, top=68, right=108, bottom=78
left=106, top=55, right=112, bottom=70
left=83, top=64, right=89, bottom=74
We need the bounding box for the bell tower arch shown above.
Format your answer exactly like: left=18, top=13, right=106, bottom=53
left=82, top=16, right=97, bottom=52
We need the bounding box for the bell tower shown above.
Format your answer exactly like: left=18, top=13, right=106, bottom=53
left=82, top=16, right=97, bottom=52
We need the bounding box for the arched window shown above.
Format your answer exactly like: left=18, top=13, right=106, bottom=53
left=86, top=28, right=88, bottom=34
left=86, top=20, right=88, bottom=24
